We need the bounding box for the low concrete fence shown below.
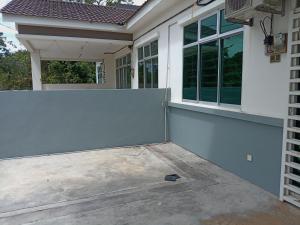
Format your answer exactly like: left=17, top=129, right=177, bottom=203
left=42, top=83, right=114, bottom=90
left=168, top=102, right=284, bottom=196
left=0, top=89, right=166, bottom=159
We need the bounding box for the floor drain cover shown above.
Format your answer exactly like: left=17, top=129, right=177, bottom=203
left=164, top=174, right=181, bottom=182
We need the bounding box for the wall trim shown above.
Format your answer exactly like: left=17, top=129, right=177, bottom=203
left=168, top=102, right=284, bottom=128
left=18, top=25, right=133, bottom=41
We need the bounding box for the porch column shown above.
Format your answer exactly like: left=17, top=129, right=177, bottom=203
left=30, top=52, right=42, bottom=90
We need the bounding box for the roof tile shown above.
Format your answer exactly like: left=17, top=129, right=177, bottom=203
left=0, top=0, right=140, bottom=25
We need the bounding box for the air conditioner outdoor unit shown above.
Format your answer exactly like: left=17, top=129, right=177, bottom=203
left=225, top=0, right=284, bottom=23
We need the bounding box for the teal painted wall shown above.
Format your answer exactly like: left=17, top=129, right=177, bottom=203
left=0, top=89, right=166, bottom=159
left=168, top=105, right=283, bottom=196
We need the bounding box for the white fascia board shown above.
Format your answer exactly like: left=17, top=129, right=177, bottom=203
left=178, top=0, right=224, bottom=26
left=134, top=32, right=159, bottom=48
left=2, top=14, right=128, bottom=33
left=18, top=39, right=35, bottom=52
left=126, top=0, right=162, bottom=30
left=16, top=34, right=133, bottom=45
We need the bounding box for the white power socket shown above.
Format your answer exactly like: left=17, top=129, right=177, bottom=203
left=246, top=154, right=253, bottom=162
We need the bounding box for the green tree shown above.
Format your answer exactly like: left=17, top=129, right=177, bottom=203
left=0, top=32, right=9, bottom=57
left=106, top=0, right=133, bottom=6
left=86, top=0, right=133, bottom=5
left=0, top=50, right=32, bottom=90
left=85, top=0, right=104, bottom=5
left=41, top=61, right=96, bottom=84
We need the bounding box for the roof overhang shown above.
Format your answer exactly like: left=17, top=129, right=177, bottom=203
left=1, top=13, right=133, bottom=62
left=17, top=34, right=132, bottom=61
left=2, top=14, right=128, bottom=33
left=126, top=0, right=185, bottom=31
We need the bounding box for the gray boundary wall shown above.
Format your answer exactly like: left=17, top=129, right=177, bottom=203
left=0, top=89, right=166, bottom=159
left=168, top=103, right=284, bottom=196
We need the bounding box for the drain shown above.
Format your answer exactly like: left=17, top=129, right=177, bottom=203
left=164, top=174, right=181, bottom=182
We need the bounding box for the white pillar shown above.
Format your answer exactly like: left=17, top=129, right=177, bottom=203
left=30, top=52, right=42, bottom=90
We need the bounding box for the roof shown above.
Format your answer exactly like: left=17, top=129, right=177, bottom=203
left=0, top=0, right=141, bottom=25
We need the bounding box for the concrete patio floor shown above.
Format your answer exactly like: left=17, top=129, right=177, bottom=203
left=0, top=143, right=299, bottom=225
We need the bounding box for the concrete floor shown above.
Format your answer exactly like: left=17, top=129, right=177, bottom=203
left=0, top=143, right=299, bottom=225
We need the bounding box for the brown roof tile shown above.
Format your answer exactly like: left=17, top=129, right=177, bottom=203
left=0, top=0, right=140, bottom=25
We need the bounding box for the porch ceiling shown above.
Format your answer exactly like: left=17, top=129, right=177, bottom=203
left=17, top=34, right=131, bottom=62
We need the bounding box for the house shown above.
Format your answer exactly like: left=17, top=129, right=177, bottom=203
left=1, top=0, right=299, bottom=208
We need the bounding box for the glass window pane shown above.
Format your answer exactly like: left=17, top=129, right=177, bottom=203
left=116, top=59, right=119, bottom=68
left=184, top=22, right=198, bottom=45
left=144, top=45, right=150, bottom=58
left=199, top=41, right=218, bottom=102
left=183, top=46, right=198, bottom=100
left=220, top=34, right=243, bottom=105
left=152, top=57, right=158, bottom=88
left=127, top=66, right=131, bottom=89
left=138, top=48, right=143, bottom=60
left=151, top=40, right=158, bottom=56
left=122, top=56, right=126, bottom=65
left=120, top=68, right=124, bottom=89
left=220, top=10, right=242, bottom=34
left=145, top=59, right=152, bottom=88
left=138, top=62, right=144, bottom=88
left=116, top=69, right=119, bottom=89
left=127, top=54, right=131, bottom=65
left=123, top=68, right=127, bottom=89
left=201, top=14, right=217, bottom=38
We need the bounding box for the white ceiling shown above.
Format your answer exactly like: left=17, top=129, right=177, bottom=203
left=18, top=35, right=131, bottom=61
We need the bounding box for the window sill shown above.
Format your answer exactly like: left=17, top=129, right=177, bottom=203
left=168, top=101, right=284, bottom=128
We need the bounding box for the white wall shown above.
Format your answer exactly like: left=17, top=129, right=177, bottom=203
left=131, top=0, right=290, bottom=119
left=103, top=54, right=116, bottom=89
left=242, top=10, right=290, bottom=118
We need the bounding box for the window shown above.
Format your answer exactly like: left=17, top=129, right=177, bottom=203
left=200, top=14, right=217, bottom=38
left=183, top=10, right=243, bottom=105
left=184, top=22, right=198, bottom=45
left=96, top=62, right=105, bottom=84
left=138, top=40, right=158, bottom=88
left=116, top=54, right=131, bottom=89
left=183, top=46, right=198, bottom=100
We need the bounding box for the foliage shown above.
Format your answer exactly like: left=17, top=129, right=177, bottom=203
left=0, top=32, right=9, bottom=57
left=106, top=0, right=133, bottom=6
left=41, top=61, right=96, bottom=84
left=0, top=51, right=97, bottom=90
left=85, top=0, right=104, bottom=5
left=0, top=50, right=32, bottom=90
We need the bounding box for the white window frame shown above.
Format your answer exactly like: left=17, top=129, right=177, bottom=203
left=182, top=9, right=244, bottom=108
left=116, top=54, right=131, bottom=89
left=138, top=40, right=159, bottom=89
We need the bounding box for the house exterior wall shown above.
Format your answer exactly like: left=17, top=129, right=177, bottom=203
left=168, top=103, right=283, bottom=196
left=131, top=0, right=289, bottom=119
left=130, top=0, right=290, bottom=196
left=103, top=54, right=116, bottom=89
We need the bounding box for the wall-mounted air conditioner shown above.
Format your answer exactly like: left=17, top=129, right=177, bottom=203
left=225, top=0, right=284, bottom=24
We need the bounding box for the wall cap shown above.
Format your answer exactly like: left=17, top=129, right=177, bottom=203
left=168, top=102, right=284, bottom=128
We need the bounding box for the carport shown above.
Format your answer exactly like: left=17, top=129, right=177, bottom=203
left=1, top=0, right=136, bottom=90
left=1, top=143, right=300, bottom=225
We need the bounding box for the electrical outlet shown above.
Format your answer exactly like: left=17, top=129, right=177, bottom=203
left=246, top=154, right=253, bottom=162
